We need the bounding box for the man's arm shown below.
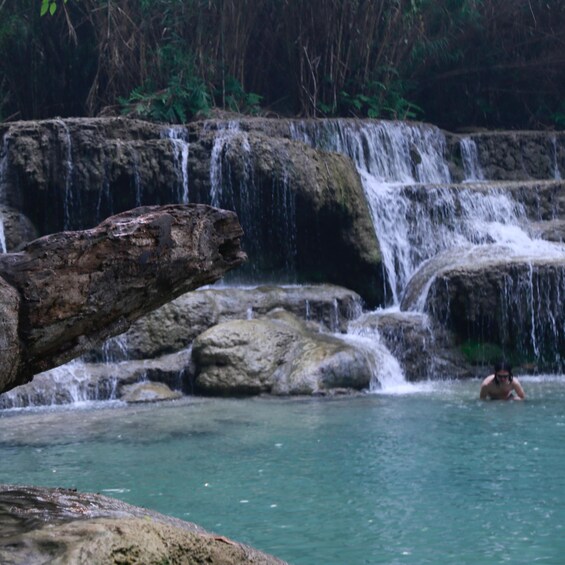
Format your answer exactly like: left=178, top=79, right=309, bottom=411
left=513, top=379, right=526, bottom=400
left=479, top=383, right=489, bottom=400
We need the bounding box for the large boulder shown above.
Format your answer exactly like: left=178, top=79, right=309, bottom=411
left=192, top=311, right=373, bottom=395
left=0, top=204, right=245, bottom=394
left=0, top=485, right=287, bottom=565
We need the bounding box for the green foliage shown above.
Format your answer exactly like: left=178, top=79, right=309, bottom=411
left=6, top=1, right=564, bottom=127
left=552, top=101, right=565, bottom=128
left=460, top=340, right=533, bottom=368
left=460, top=341, right=504, bottom=366
left=119, top=76, right=212, bottom=124
left=334, top=79, right=422, bottom=121
left=40, top=0, right=68, bottom=16
left=218, top=76, right=262, bottom=115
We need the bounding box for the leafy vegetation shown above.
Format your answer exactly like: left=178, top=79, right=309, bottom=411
left=0, top=0, right=564, bottom=128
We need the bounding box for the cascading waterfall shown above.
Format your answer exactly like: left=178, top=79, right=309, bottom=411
left=56, top=119, right=79, bottom=231
left=460, top=137, right=485, bottom=182
left=290, top=119, right=565, bottom=372
left=3, top=118, right=565, bottom=407
left=289, top=120, right=452, bottom=304
left=551, top=136, right=562, bottom=180
left=0, top=361, right=121, bottom=409
left=339, top=328, right=407, bottom=392
left=209, top=121, right=241, bottom=208
left=209, top=122, right=298, bottom=280
left=161, top=126, right=190, bottom=204
left=0, top=132, right=9, bottom=253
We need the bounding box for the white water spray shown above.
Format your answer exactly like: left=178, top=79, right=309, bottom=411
left=460, top=137, right=485, bottom=182
left=162, top=126, right=190, bottom=203
left=56, top=120, right=76, bottom=231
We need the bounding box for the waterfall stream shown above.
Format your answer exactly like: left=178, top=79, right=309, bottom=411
left=0, top=133, right=10, bottom=253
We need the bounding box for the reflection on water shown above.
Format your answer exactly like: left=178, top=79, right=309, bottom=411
left=1, top=377, right=565, bottom=565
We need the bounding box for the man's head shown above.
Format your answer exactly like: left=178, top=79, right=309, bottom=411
left=494, top=361, right=513, bottom=385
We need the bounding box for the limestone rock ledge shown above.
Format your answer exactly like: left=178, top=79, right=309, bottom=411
left=0, top=485, right=287, bottom=565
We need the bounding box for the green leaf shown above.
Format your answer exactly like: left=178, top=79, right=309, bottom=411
left=40, top=0, right=50, bottom=16
left=49, top=2, right=57, bottom=15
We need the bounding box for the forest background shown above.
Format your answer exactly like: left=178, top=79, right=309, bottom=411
left=1, top=0, right=564, bottom=131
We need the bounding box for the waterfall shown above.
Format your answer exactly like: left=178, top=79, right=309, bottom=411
left=132, top=149, right=143, bottom=207
left=0, top=132, right=10, bottom=253
left=101, top=334, right=130, bottom=364
left=340, top=327, right=407, bottom=392
left=288, top=119, right=565, bottom=373
left=460, top=137, right=485, bottom=181
left=161, top=126, right=190, bottom=204
left=551, top=136, right=562, bottom=180
left=0, top=361, right=120, bottom=409
left=289, top=119, right=451, bottom=183
left=209, top=121, right=241, bottom=208
left=55, top=119, right=78, bottom=231
left=209, top=122, right=298, bottom=280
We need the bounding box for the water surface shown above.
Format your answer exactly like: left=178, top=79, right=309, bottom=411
left=1, top=377, right=564, bottom=565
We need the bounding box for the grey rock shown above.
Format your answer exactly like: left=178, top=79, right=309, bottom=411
left=192, top=311, right=373, bottom=395
left=0, top=485, right=287, bottom=565
left=120, top=381, right=182, bottom=403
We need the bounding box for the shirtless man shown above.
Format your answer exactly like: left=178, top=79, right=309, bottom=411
left=480, top=362, right=526, bottom=401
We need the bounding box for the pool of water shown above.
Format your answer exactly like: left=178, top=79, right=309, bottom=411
left=1, top=377, right=565, bottom=564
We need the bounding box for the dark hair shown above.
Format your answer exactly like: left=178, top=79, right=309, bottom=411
left=494, top=361, right=513, bottom=375
left=494, top=361, right=513, bottom=384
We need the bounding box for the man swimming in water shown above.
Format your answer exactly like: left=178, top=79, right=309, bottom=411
left=480, top=362, right=526, bottom=400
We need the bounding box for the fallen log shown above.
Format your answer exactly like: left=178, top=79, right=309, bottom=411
left=0, top=204, right=245, bottom=393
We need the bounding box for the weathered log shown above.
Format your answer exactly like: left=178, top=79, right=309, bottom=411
left=0, top=204, right=245, bottom=393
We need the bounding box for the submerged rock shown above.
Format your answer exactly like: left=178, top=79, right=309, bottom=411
left=192, top=311, right=372, bottom=395
left=120, top=381, right=182, bottom=403
left=0, top=485, right=287, bottom=565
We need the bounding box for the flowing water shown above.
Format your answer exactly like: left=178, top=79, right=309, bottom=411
left=1, top=378, right=565, bottom=565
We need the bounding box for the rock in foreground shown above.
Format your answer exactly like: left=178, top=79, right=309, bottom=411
left=0, top=485, right=287, bottom=565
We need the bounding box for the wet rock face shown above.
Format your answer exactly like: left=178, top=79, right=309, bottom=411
left=0, top=118, right=186, bottom=234
left=0, top=204, right=245, bottom=394
left=446, top=131, right=565, bottom=182
left=0, top=117, right=387, bottom=305
left=0, top=485, right=288, bottom=565
left=191, top=124, right=387, bottom=305
left=422, top=259, right=565, bottom=372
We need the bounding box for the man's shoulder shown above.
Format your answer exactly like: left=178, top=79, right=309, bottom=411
left=481, top=374, right=495, bottom=386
